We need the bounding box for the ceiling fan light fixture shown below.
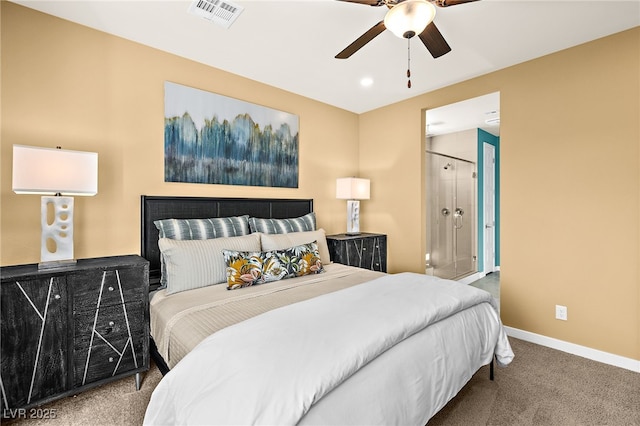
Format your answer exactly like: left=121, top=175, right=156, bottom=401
left=384, top=0, right=436, bottom=39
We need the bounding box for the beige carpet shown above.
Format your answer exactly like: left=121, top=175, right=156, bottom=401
left=4, top=364, right=163, bottom=426
left=430, top=338, right=639, bottom=425
left=7, top=338, right=640, bottom=425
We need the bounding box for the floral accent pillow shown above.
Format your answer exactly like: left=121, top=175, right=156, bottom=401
left=275, top=241, right=324, bottom=278
left=222, top=250, right=282, bottom=290
left=223, top=241, right=324, bottom=290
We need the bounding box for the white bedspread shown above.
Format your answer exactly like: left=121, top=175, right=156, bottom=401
left=144, top=272, right=513, bottom=425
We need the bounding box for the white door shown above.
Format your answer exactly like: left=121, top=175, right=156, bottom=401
left=483, top=143, right=496, bottom=274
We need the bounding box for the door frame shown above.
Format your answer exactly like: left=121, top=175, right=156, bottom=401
left=483, top=142, right=496, bottom=274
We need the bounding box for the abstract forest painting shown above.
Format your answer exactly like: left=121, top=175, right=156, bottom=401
left=164, top=81, right=299, bottom=187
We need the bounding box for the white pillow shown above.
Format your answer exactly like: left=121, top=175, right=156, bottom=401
left=260, top=228, right=331, bottom=265
left=159, top=233, right=261, bottom=295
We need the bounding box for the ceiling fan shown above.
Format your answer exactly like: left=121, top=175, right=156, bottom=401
left=335, top=0, right=480, bottom=60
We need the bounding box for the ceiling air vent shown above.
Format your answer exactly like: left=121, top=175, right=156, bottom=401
left=188, top=0, right=244, bottom=29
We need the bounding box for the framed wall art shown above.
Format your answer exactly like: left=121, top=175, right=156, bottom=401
left=164, top=81, right=299, bottom=188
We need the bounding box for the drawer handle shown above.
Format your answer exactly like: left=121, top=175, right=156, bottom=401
left=363, top=247, right=367, bottom=251
left=54, top=294, right=61, bottom=300
left=108, top=321, right=115, bottom=327
left=108, top=286, right=114, bottom=292
left=108, top=357, right=114, bottom=363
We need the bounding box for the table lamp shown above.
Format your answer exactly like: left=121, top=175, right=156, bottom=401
left=12, top=145, right=98, bottom=270
left=336, top=177, right=370, bottom=235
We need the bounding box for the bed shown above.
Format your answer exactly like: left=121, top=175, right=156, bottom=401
left=140, top=195, right=513, bottom=425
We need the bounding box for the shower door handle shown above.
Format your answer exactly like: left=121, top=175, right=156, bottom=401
left=454, top=208, right=464, bottom=229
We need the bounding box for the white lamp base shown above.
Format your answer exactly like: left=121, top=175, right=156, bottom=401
left=39, top=196, right=76, bottom=270
left=346, top=199, right=361, bottom=235
left=38, top=258, right=77, bottom=270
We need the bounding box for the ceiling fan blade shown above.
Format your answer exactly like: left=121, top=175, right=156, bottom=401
left=335, top=21, right=387, bottom=59
left=418, top=21, right=451, bottom=58
left=336, top=0, right=387, bottom=6
left=432, top=0, right=480, bottom=7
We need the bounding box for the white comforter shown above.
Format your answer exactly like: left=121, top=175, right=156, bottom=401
left=144, top=272, right=513, bottom=425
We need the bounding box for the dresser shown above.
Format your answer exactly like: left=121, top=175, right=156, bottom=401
left=0, top=255, right=149, bottom=414
left=326, top=233, right=387, bottom=272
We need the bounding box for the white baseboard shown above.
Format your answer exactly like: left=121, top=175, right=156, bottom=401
left=505, top=326, right=640, bottom=373
left=457, top=272, right=482, bottom=285
left=456, top=266, right=500, bottom=285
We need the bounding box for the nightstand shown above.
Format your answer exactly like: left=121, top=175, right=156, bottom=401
left=326, top=233, right=387, bottom=272
left=0, top=255, right=149, bottom=414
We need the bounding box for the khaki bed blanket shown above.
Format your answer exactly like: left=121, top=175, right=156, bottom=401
left=150, top=263, right=385, bottom=368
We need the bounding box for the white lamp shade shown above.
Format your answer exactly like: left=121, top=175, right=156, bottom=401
left=336, top=177, right=370, bottom=200
left=384, top=0, right=436, bottom=39
left=12, top=145, right=98, bottom=196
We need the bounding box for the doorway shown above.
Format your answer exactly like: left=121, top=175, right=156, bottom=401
left=424, top=92, right=500, bottom=282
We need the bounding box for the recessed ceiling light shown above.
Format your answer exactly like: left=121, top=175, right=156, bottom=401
left=360, top=77, right=374, bottom=87
left=485, top=117, right=500, bottom=125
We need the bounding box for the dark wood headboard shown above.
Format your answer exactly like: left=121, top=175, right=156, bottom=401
left=141, top=195, right=314, bottom=288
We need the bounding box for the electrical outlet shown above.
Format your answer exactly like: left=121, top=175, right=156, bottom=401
left=555, top=305, right=568, bottom=321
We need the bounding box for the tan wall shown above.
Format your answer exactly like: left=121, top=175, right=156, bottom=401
left=2, top=3, right=638, bottom=362
left=1, top=2, right=360, bottom=265
left=426, top=129, right=478, bottom=163
left=361, top=27, right=640, bottom=361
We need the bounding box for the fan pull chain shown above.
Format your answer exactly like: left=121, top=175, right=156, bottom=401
left=407, top=38, right=412, bottom=89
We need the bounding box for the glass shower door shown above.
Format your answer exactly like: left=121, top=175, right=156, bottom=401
left=426, top=152, right=476, bottom=280
left=453, top=159, right=475, bottom=278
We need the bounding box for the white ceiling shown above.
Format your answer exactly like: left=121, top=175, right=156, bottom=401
left=11, top=0, right=640, bottom=132
left=427, top=91, right=500, bottom=136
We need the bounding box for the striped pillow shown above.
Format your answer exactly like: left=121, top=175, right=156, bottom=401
left=260, top=229, right=331, bottom=265
left=154, top=215, right=250, bottom=240
left=154, top=216, right=250, bottom=287
left=248, top=212, right=316, bottom=234
left=158, top=233, right=261, bottom=295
